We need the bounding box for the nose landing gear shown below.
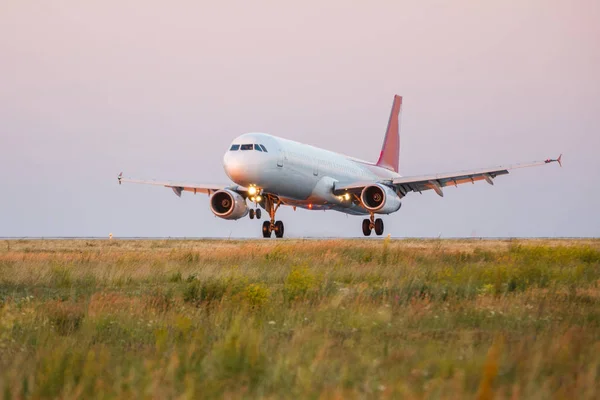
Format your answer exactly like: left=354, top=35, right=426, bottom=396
left=260, top=195, right=284, bottom=238
left=249, top=208, right=262, bottom=219
left=362, top=213, right=384, bottom=236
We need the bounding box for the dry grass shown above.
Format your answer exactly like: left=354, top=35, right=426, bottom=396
left=1, top=238, right=599, bottom=399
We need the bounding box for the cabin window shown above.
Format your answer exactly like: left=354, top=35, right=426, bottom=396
left=240, top=144, right=253, bottom=150
left=254, top=144, right=263, bottom=152
left=230, top=144, right=240, bottom=151
left=259, top=144, right=268, bottom=152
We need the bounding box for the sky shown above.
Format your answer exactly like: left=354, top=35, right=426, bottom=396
left=1, top=0, right=599, bottom=238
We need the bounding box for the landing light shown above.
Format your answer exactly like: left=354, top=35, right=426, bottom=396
left=337, top=193, right=350, bottom=202
left=255, top=195, right=262, bottom=202
left=248, top=186, right=257, bottom=196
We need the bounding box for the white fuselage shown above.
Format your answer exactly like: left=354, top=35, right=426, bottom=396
left=223, top=132, right=400, bottom=215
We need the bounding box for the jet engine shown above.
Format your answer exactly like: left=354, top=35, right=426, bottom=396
left=360, top=184, right=402, bottom=214
left=210, top=189, right=249, bottom=220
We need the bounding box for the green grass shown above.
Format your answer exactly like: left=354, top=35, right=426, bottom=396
left=1, top=239, right=599, bottom=399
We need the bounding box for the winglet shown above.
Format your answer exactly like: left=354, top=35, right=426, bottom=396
left=376, top=95, right=402, bottom=173
left=544, top=154, right=563, bottom=167
left=118, top=172, right=123, bottom=185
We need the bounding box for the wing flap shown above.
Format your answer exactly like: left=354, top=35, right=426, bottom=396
left=395, top=169, right=510, bottom=196
left=332, top=180, right=377, bottom=195
left=390, top=160, right=555, bottom=197
left=333, top=157, right=561, bottom=198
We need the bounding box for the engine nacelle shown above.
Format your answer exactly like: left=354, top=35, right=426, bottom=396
left=210, top=189, right=249, bottom=220
left=360, top=184, right=402, bottom=214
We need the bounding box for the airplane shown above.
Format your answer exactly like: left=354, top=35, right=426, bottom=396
left=118, top=95, right=562, bottom=238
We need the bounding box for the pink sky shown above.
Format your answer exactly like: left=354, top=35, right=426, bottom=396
left=1, top=0, right=598, bottom=237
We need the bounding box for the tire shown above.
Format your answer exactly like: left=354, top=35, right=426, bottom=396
left=374, top=218, right=384, bottom=236
left=362, top=219, right=372, bottom=236
left=262, top=221, right=271, bottom=238
left=274, top=220, right=284, bottom=238
left=256, top=209, right=262, bottom=219
left=249, top=209, right=255, bottom=219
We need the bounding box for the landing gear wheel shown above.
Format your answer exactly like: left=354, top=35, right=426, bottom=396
left=362, top=219, right=372, bottom=236
left=262, top=221, right=271, bottom=238
left=262, top=195, right=283, bottom=239
left=249, top=209, right=255, bottom=219
left=374, top=218, right=384, bottom=236
left=274, top=220, right=284, bottom=238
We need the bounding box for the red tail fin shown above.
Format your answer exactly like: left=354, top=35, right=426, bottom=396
left=376, top=95, right=402, bottom=173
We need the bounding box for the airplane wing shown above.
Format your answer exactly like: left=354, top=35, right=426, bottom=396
left=117, top=173, right=231, bottom=197
left=333, top=155, right=562, bottom=198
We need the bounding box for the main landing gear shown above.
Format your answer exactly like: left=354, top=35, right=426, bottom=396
left=259, top=195, right=284, bottom=238
left=263, top=220, right=284, bottom=238
left=362, top=213, right=384, bottom=236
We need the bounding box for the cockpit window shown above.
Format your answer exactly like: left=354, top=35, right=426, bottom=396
left=240, top=144, right=253, bottom=150
left=259, top=144, right=268, bottom=152
left=229, top=144, right=240, bottom=151
left=254, top=144, right=263, bottom=152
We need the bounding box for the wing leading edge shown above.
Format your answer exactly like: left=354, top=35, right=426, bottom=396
left=333, top=155, right=562, bottom=198
left=118, top=173, right=229, bottom=197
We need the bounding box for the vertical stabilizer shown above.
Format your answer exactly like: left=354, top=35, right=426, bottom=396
left=376, top=95, right=402, bottom=173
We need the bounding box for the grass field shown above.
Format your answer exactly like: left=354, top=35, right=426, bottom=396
left=1, top=238, right=599, bottom=399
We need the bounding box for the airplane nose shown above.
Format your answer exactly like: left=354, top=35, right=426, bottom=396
left=223, top=151, right=262, bottom=185
left=223, top=152, right=244, bottom=182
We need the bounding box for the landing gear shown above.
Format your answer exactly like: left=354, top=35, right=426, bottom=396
left=362, top=214, right=384, bottom=236
left=260, top=195, right=284, bottom=238
left=362, top=219, right=371, bottom=236
left=274, top=220, right=284, bottom=238
left=374, top=218, right=384, bottom=236
left=249, top=208, right=262, bottom=220
left=262, top=220, right=284, bottom=238
left=262, top=221, right=271, bottom=238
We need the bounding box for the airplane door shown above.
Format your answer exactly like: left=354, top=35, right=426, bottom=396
left=277, top=150, right=284, bottom=167
left=313, top=159, right=319, bottom=176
